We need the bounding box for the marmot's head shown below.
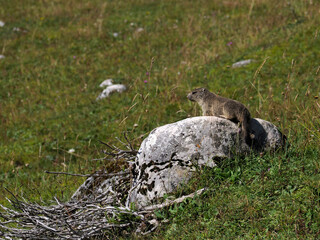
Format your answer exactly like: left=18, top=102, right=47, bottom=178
left=187, top=88, right=210, bottom=102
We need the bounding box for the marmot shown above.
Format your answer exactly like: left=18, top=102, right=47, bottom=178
left=187, top=87, right=252, bottom=144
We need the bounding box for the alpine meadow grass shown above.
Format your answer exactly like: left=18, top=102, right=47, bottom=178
left=0, top=0, right=319, bottom=238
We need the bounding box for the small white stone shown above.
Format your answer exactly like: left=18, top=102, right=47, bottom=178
left=232, top=59, right=254, bottom=68
left=113, top=32, right=119, bottom=37
left=96, top=84, right=127, bottom=100
left=68, top=148, right=75, bottom=153
left=99, top=79, right=113, bottom=88
left=0, top=55, right=5, bottom=59
left=0, top=21, right=4, bottom=27
left=136, top=27, right=144, bottom=33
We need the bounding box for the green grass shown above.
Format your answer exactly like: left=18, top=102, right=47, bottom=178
left=0, top=0, right=320, bottom=238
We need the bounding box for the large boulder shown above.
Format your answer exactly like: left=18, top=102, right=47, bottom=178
left=127, top=116, right=286, bottom=209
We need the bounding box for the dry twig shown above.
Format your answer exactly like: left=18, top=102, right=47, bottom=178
left=0, top=136, right=206, bottom=239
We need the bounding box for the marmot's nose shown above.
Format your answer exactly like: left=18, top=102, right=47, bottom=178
left=187, top=93, right=194, bottom=101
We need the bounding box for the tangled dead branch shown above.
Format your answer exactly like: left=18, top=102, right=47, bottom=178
left=0, top=135, right=206, bottom=239
left=0, top=187, right=205, bottom=239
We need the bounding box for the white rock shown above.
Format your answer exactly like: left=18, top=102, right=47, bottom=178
left=127, top=116, right=286, bottom=208
left=12, top=27, right=28, bottom=33
left=0, top=55, right=5, bottom=59
left=136, top=27, right=144, bottom=33
left=99, top=79, right=113, bottom=88
left=68, top=148, right=75, bottom=153
left=96, top=84, right=126, bottom=100
left=0, top=21, right=4, bottom=27
left=113, top=32, right=119, bottom=37
left=232, top=59, right=254, bottom=68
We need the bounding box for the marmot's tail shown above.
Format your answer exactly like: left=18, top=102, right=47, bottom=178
left=241, top=109, right=252, bottom=145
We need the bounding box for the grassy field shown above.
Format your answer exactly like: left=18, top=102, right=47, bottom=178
left=0, top=0, right=320, bottom=238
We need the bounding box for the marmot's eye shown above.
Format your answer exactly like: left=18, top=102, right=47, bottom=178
left=192, top=91, right=196, bottom=94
